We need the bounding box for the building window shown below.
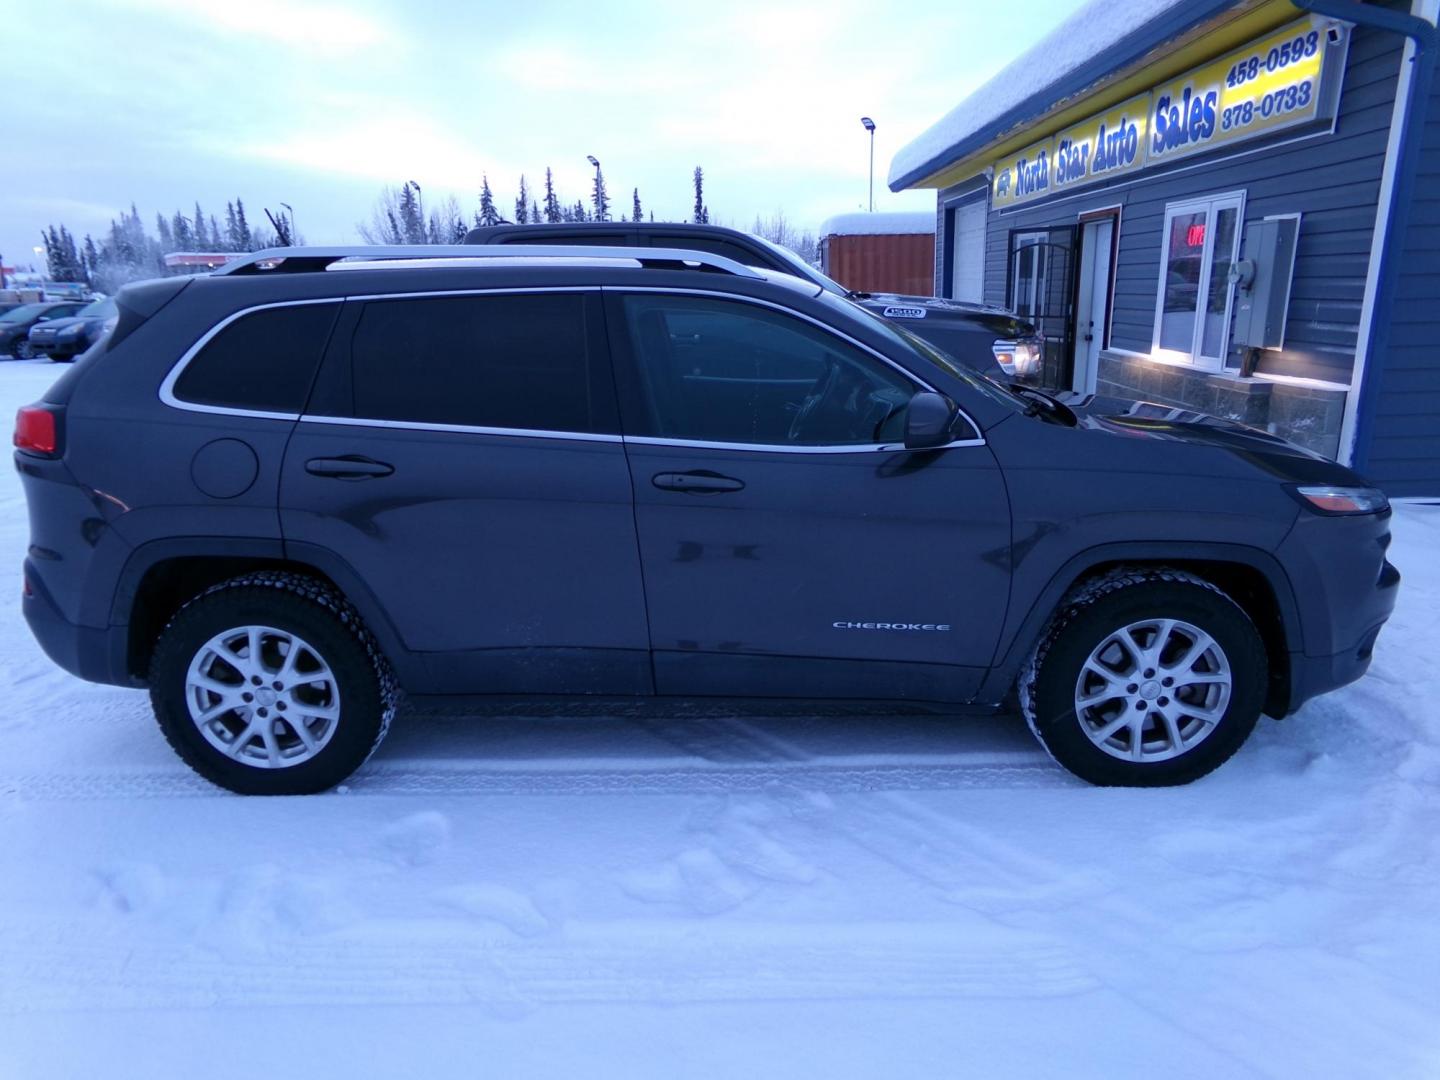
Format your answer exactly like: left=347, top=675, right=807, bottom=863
left=1009, top=232, right=1049, bottom=319
left=1152, top=191, right=1245, bottom=369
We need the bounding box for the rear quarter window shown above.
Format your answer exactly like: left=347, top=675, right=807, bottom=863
left=171, top=302, right=340, bottom=414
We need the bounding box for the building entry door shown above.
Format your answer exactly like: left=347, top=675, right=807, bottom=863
left=1072, top=214, right=1116, bottom=395
left=1008, top=226, right=1077, bottom=388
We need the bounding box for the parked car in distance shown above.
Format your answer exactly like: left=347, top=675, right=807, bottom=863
left=15, top=244, right=1398, bottom=795
left=27, top=297, right=117, bottom=361
left=0, top=301, right=89, bottom=358
left=464, top=222, right=1045, bottom=379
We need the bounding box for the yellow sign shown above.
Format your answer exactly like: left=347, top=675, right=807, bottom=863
left=1149, top=18, right=1326, bottom=163
left=991, top=136, right=1054, bottom=209
left=991, top=16, right=1336, bottom=207
left=1053, top=92, right=1152, bottom=193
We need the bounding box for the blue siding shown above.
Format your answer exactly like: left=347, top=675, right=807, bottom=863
left=939, top=19, right=1404, bottom=388
left=1361, top=42, right=1440, bottom=496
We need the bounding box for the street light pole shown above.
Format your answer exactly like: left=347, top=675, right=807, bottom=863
left=860, top=117, right=876, bottom=212
left=586, top=155, right=603, bottom=221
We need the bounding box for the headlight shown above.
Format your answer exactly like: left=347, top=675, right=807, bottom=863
left=1293, top=486, right=1389, bottom=515
left=992, top=337, right=1043, bottom=378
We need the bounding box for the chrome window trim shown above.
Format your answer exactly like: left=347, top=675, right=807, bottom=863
left=157, top=284, right=988, bottom=453
left=158, top=297, right=343, bottom=422
left=298, top=413, right=622, bottom=444
left=622, top=435, right=985, bottom=454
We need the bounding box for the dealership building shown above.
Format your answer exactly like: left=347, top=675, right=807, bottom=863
left=890, top=0, right=1438, bottom=495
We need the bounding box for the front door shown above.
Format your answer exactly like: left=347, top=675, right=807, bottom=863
left=1008, top=227, right=1078, bottom=389
left=279, top=289, right=651, bottom=695
left=1072, top=216, right=1116, bottom=395
left=607, top=290, right=1012, bottom=704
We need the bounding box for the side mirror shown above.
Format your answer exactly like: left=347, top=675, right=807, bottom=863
left=904, top=391, right=957, bottom=449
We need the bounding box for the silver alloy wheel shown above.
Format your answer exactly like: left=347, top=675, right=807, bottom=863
left=1073, top=617, right=1233, bottom=763
left=184, top=624, right=341, bottom=768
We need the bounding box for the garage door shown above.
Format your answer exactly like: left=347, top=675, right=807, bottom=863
left=950, top=198, right=987, bottom=302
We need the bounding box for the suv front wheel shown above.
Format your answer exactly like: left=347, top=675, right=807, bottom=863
left=149, top=572, right=396, bottom=795
left=1021, top=569, right=1267, bottom=786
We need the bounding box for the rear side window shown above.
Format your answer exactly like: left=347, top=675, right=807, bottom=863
left=347, top=293, right=601, bottom=433
left=651, top=234, right=774, bottom=270
left=173, top=302, right=339, bottom=413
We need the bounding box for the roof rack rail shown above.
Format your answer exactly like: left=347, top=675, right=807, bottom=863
left=212, top=244, right=763, bottom=279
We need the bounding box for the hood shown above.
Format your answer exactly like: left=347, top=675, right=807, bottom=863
left=29, top=316, right=85, bottom=334
left=856, top=292, right=1035, bottom=338
left=1069, top=394, right=1365, bottom=484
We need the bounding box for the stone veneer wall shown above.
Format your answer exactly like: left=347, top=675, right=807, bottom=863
left=1096, top=352, right=1346, bottom=458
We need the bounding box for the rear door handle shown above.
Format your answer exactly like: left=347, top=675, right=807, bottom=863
left=305, top=455, right=395, bottom=480
left=652, top=470, right=745, bottom=494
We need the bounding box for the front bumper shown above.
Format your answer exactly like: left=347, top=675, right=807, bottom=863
left=1274, top=509, right=1400, bottom=714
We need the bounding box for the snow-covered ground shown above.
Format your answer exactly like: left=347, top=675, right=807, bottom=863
left=0, top=357, right=1437, bottom=1079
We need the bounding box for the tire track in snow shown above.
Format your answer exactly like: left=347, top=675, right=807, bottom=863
left=0, top=759, right=1065, bottom=801
left=0, top=924, right=1099, bottom=1012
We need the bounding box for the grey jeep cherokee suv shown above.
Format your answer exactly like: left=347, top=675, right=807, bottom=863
left=15, top=244, right=1398, bottom=795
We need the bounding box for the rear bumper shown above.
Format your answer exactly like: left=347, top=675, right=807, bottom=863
left=22, top=559, right=133, bottom=686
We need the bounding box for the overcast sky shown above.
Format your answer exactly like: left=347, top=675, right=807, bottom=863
left=4, top=0, right=1086, bottom=270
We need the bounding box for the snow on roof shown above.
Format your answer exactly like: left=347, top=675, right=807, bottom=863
left=819, top=211, right=936, bottom=237
left=889, top=0, right=1197, bottom=188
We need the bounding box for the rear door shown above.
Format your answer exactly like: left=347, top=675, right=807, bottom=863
left=607, top=290, right=1012, bottom=703
left=279, top=289, right=651, bottom=695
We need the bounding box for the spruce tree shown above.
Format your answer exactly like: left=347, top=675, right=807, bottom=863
left=515, top=175, right=530, bottom=224
left=209, top=215, right=223, bottom=251
left=172, top=210, right=192, bottom=249
left=155, top=213, right=173, bottom=251
left=82, top=235, right=100, bottom=281
left=478, top=175, right=501, bottom=226
left=692, top=167, right=708, bottom=224
left=532, top=199, right=541, bottom=225
left=592, top=166, right=610, bottom=222
left=193, top=202, right=207, bottom=248
left=543, top=167, right=561, bottom=223
left=632, top=188, right=642, bottom=224
left=225, top=202, right=240, bottom=251
left=235, top=198, right=253, bottom=250
left=398, top=182, right=425, bottom=244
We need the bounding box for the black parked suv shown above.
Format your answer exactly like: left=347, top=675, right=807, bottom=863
left=465, top=222, right=1043, bottom=378
left=15, top=244, right=1398, bottom=795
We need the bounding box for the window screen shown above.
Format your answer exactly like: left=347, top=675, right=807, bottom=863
left=348, top=293, right=596, bottom=432
left=619, top=294, right=914, bottom=446
left=173, top=302, right=339, bottom=413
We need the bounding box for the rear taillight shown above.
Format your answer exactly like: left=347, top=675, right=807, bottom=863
left=14, top=405, right=60, bottom=457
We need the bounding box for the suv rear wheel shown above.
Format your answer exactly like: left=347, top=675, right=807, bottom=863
left=149, top=572, right=396, bottom=795
left=1021, top=568, right=1266, bottom=786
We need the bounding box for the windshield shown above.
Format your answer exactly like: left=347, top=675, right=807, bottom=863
left=77, top=298, right=116, bottom=319
left=746, top=233, right=849, bottom=297
left=0, top=303, right=49, bottom=324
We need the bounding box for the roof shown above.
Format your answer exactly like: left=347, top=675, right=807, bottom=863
left=819, top=211, right=936, bottom=237
left=888, top=0, right=1241, bottom=191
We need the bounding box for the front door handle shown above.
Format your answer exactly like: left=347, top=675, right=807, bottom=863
left=652, top=470, right=745, bottom=495
left=305, top=455, right=395, bottom=480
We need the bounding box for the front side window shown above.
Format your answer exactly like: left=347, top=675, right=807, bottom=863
left=347, top=292, right=599, bottom=433
left=618, top=294, right=915, bottom=447
left=1153, top=192, right=1244, bottom=367
left=173, top=301, right=340, bottom=413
